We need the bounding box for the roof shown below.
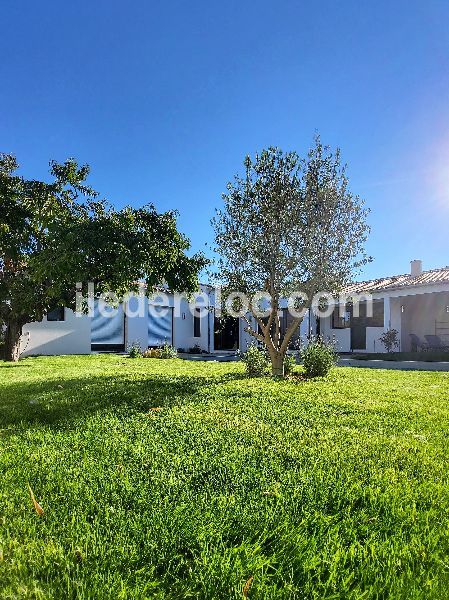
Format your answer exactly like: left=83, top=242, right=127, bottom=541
left=344, top=266, right=449, bottom=294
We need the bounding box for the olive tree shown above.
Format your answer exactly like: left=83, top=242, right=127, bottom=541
left=0, top=154, right=206, bottom=361
left=212, top=136, right=370, bottom=376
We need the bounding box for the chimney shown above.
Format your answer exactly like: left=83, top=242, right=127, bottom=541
left=410, top=259, right=422, bottom=277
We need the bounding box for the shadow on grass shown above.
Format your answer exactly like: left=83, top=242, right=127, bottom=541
left=0, top=371, right=245, bottom=429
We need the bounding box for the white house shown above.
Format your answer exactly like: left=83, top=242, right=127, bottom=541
left=19, top=284, right=293, bottom=357
left=320, top=260, right=449, bottom=353
left=21, top=284, right=216, bottom=356
left=19, top=260, right=449, bottom=357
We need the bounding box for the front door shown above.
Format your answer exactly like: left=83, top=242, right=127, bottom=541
left=351, top=325, right=366, bottom=350
left=350, top=302, right=367, bottom=350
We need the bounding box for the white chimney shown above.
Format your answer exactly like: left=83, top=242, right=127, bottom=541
left=410, top=259, right=423, bottom=277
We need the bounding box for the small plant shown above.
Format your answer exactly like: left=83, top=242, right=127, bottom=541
left=188, top=344, right=202, bottom=354
left=283, top=354, right=297, bottom=376
left=142, top=347, right=161, bottom=358
left=159, top=343, right=177, bottom=359
left=238, top=344, right=270, bottom=377
left=300, top=336, right=337, bottom=378
left=127, top=341, right=142, bottom=358
left=143, top=344, right=177, bottom=359
left=379, top=328, right=399, bottom=353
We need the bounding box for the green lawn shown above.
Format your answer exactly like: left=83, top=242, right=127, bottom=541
left=1, top=356, right=449, bottom=599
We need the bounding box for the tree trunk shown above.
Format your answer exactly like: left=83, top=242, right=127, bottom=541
left=3, top=320, right=23, bottom=362
left=271, top=352, right=285, bottom=377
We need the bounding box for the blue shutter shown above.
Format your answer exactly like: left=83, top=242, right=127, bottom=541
left=148, top=305, right=173, bottom=347
left=91, top=301, right=125, bottom=345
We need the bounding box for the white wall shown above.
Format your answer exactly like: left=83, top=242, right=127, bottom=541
left=173, top=295, right=211, bottom=352
left=320, top=316, right=351, bottom=351
left=21, top=310, right=91, bottom=356
left=365, top=327, right=384, bottom=353
left=125, top=290, right=212, bottom=353
left=125, top=295, right=148, bottom=351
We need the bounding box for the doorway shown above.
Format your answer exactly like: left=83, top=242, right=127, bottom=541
left=214, top=315, right=239, bottom=350
left=350, top=325, right=366, bottom=350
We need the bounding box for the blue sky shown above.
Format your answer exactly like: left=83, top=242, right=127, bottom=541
left=2, top=0, right=449, bottom=281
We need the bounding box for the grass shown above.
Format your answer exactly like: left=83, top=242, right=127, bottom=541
left=1, top=355, right=449, bottom=599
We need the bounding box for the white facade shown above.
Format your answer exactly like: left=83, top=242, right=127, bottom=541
left=18, top=261, right=449, bottom=356
left=20, top=286, right=217, bottom=356
left=21, top=309, right=91, bottom=356
left=320, top=262, right=449, bottom=353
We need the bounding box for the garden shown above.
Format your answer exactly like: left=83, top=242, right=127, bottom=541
left=1, top=355, right=449, bottom=598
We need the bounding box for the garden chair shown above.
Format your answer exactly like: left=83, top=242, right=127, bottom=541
left=424, top=335, right=449, bottom=351
left=409, top=334, right=428, bottom=352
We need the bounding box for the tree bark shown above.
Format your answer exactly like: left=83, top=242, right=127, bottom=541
left=271, top=352, right=284, bottom=377
left=3, top=319, right=23, bottom=362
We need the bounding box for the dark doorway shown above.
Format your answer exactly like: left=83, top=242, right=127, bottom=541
left=350, top=302, right=371, bottom=351
left=214, top=315, right=239, bottom=350
left=351, top=325, right=366, bottom=350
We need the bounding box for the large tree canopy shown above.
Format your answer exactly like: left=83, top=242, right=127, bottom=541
left=212, top=136, right=370, bottom=376
left=0, top=154, right=206, bottom=361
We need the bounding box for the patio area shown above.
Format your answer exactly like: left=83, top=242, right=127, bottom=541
left=397, top=291, right=449, bottom=352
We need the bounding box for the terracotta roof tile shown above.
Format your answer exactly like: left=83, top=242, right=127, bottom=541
left=344, top=266, right=449, bottom=294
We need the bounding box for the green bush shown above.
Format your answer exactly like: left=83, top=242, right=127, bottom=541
left=379, top=328, right=400, bottom=353
left=283, top=354, right=297, bottom=376
left=159, top=343, right=177, bottom=359
left=300, top=337, right=337, bottom=378
left=127, top=341, right=142, bottom=359
left=239, top=344, right=270, bottom=377
left=142, top=347, right=161, bottom=358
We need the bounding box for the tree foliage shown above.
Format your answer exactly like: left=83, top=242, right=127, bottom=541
left=212, top=136, right=370, bottom=376
left=0, top=154, right=206, bottom=361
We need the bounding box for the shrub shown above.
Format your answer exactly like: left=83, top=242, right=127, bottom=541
left=239, top=344, right=270, bottom=377
left=379, top=328, right=399, bottom=353
left=188, top=344, right=202, bottom=354
left=300, top=337, right=337, bottom=378
left=127, top=341, right=142, bottom=359
left=142, top=347, right=161, bottom=358
left=143, top=344, right=177, bottom=359
left=159, top=343, right=177, bottom=359
left=283, top=354, right=297, bottom=376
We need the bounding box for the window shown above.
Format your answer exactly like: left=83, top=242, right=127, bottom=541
left=47, top=306, right=65, bottom=321
left=193, top=308, right=201, bottom=337
left=369, top=300, right=384, bottom=327
left=332, top=300, right=384, bottom=329
left=332, top=306, right=351, bottom=329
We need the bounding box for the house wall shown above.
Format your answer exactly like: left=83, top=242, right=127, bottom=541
left=321, top=290, right=449, bottom=353
left=320, top=305, right=385, bottom=353
left=124, top=294, right=147, bottom=350
left=21, top=310, right=91, bottom=356
left=173, top=295, right=211, bottom=352
left=21, top=285, right=449, bottom=357
left=390, top=297, right=402, bottom=351
left=320, top=318, right=350, bottom=351
left=365, top=327, right=384, bottom=352
left=124, top=291, right=212, bottom=353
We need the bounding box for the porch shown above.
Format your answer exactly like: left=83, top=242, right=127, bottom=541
left=396, top=291, right=449, bottom=352
left=321, top=289, right=449, bottom=353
